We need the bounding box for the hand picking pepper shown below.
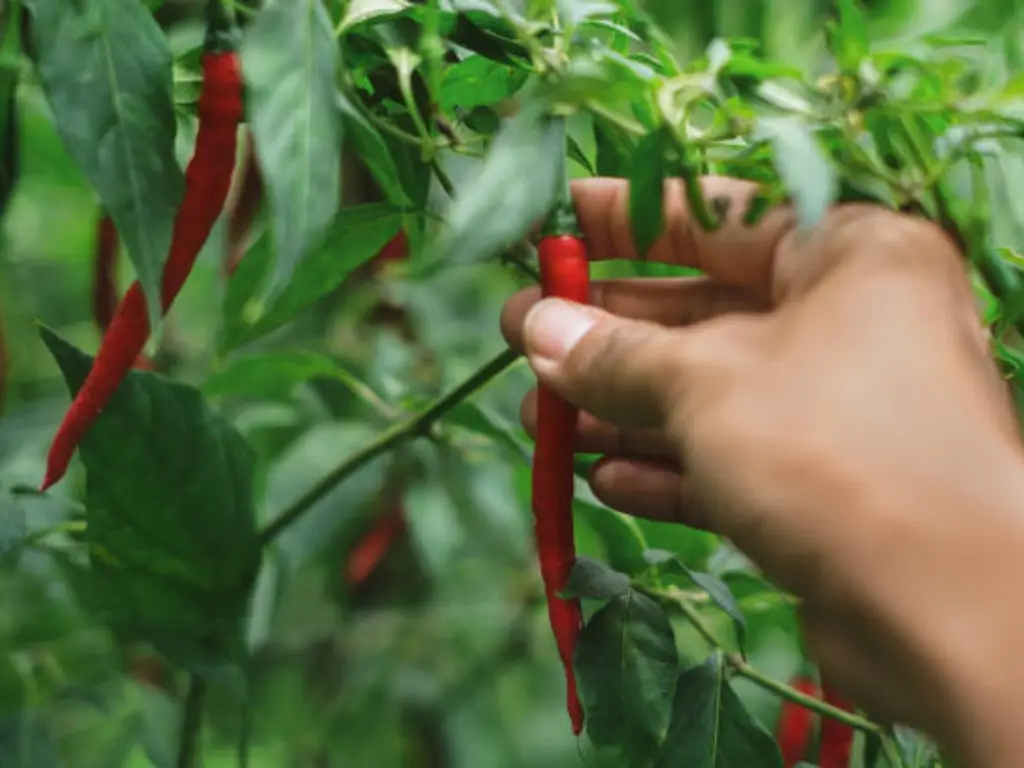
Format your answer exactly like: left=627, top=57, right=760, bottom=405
left=530, top=134, right=589, bottom=735
left=40, top=2, right=244, bottom=490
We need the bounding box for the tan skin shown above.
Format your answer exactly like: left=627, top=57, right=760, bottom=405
left=500, top=176, right=1024, bottom=767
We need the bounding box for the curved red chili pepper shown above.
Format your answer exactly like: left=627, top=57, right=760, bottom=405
left=819, top=681, right=855, bottom=768
left=777, top=676, right=820, bottom=767
left=532, top=233, right=589, bottom=735
left=40, top=15, right=244, bottom=491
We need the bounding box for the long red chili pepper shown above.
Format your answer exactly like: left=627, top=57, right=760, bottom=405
left=777, top=676, right=820, bottom=767
left=39, top=4, right=243, bottom=491
left=531, top=177, right=590, bottom=735
left=92, top=213, right=119, bottom=331
left=819, top=681, right=855, bottom=768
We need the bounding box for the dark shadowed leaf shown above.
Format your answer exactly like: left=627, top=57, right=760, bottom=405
left=757, top=116, right=836, bottom=231
left=420, top=102, right=563, bottom=275
left=594, top=115, right=636, bottom=177
left=338, top=93, right=412, bottom=207
left=629, top=128, right=668, bottom=258
left=0, top=710, right=59, bottom=768
left=576, top=589, right=678, bottom=755
left=340, top=0, right=410, bottom=32
left=242, top=0, right=343, bottom=301
left=26, top=0, right=183, bottom=325
left=220, top=204, right=402, bottom=350
left=40, top=329, right=261, bottom=670
left=0, top=495, right=27, bottom=559
left=564, top=556, right=630, bottom=600
left=655, top=653, right=781, bottom=767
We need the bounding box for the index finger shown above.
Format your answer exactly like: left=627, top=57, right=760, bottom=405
left=570, top=176, right=795, bottom=295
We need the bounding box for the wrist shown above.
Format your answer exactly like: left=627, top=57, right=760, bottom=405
left=896, top=446, right=1024, bottom=766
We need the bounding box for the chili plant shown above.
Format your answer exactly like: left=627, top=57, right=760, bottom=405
left=0, top=0, right=1020, bottom=765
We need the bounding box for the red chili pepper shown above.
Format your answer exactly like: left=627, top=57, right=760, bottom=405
left=92, top=213, right=119, bottom=332
left=532, top=232, right=589, bottom=736
left=39, top=8, right=244, bottom=491
left=344, top=505, right=407, bottom=588
left=819, top=681, right=855, bottom=768
left=777, top=676, right=820, bottom=767
left=372, top=229, right=409, bottom=267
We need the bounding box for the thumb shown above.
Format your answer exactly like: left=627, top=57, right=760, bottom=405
left=522, top=298, right=696, bottom=429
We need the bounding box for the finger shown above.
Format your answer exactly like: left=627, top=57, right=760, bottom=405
left=569, top=177, right=796, bottom=294
left=520, top=388, right=678, bottom=461
left=588, top=458, right=692, bottom=522
left=523, top=298, right=735, bottom=429
left=501, top=276, right=764, bottom=351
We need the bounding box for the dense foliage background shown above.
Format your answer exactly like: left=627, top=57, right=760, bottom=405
left=0, top=0, right=1022, bottom=765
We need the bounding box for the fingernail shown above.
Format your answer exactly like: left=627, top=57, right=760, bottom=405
left=523, top=299, right=597, bottom=366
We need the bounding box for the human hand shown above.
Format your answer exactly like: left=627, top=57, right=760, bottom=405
left=501, top=176, right=1024, bottom=766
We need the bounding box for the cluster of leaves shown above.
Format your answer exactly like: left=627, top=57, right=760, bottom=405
left=0, top=0, right=1021, bottom=765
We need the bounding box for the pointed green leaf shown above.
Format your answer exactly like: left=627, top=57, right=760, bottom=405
left=594, top=115, right=636, bottom=177
left=420, top=102, right=564, bottom=274
left=564, top=556, right=631, bottom=600
left=26, top=0, right=184, bottom=326
left=757, top=116, right=836, bottom=231
left=629, top=128, right=668, bottom=258
left=645, top=549, right=747, bottom=650
left=656, top=653, right=782, bottom=767
left=40, top=328, right=261, bottom=670
left=340, top=0, right=410, bottom=32
left=220, top=203, right=402, bottom=350
left=439, top=55, right=528, bottom=113
left=338, top=93, right=412, bottom=208
left=831, top=0, right=869, bottom=73
left=576, top=589, right=678, bottom=754
left=242, top=0, right=344, bottom=300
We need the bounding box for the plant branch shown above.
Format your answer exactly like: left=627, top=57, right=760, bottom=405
left=176, top=675, right=207, bottom=768
left=258, top=348, right=522, bottom=546
left=657, top=589, right=882, bottom=735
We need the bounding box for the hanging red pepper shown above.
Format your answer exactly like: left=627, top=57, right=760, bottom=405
left=372, top=229, right=409, bottom=268
left=92, top=213, right=119, bottom=332
left=39, top=2, right=244, bottom=491
left=531, top=129, right=589, bottom=736
left=777, top=676, right=820, bottom=767
left=819, top=681, right=855, bottom=768
left=344, top=504, right=407, bottom=588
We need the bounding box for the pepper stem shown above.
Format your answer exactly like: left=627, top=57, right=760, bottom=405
left=205, top=0, right=241, bottom=53
left=540, top=115, right=581, bottom=239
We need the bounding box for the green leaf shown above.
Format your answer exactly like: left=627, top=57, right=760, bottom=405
left=645, top=550, right=747, bottom=651
left=203, top=352, right=387, bottom=410
left=26, top=0, right=184, bottom=326
left=574, top=497, right=649, bottom=576
left=629, top=128, right=668, bottom=258
left=564, top=556, right=630, bottom=600
left=757, top=116, right=836, bottom=231
left=340, top=0, right=410, bottom=32
left=419, top=102, right=564, bottom=275
left=576, top=589, right=678, bottom=754
left=439, top=55, right=528, bottom=113
left=0, top=495, right=27, bottom=559
left=338, top=93, right=412, bottom=208
left=242, top=0, right=344, bottom=301
left=40, top=328, right=261, bottom=670
left=655, top=653, right=782, bottom=767
left=220, top=203, right=402, bottom=350
left=594, top=115, right=636, bottom=177
left=830, top=0, right=870, bottom=73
